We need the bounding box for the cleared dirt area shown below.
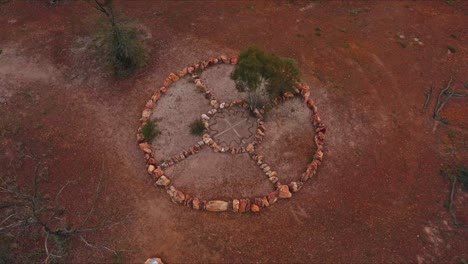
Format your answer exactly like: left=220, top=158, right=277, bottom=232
left=150, top=76, right=211, bottom=161
left=0, top=0, right=467, bottom=263
left=200, top=64, right=247, bottom=103
left=256, top=98, right=316, bottom=183
left=165, top=147, right=273, bottom=201
left=208, top=107, right=256, bottom=148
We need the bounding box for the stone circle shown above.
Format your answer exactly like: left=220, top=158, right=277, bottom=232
left=137, top=55, right=326, bottom=213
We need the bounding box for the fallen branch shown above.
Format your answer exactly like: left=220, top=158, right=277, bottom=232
left=433, top=77, right=453, bottom=123
left=422, top=86, right=433, bottom=112
left=448, top=177, right=468, bottom=229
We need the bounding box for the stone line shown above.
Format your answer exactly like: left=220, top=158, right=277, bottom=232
left=137, top=55, right=326, bottom=213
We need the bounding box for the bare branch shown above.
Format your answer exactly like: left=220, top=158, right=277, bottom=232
left=422, top=86, right=432, bottom=113
left=448, top=177, right=468, bottom=229
left=54, top=180, right=77, bottom=205
left=0, top=213, right=16, bottom=226
left=433, top=77, right=453, bottom=122
left=77, top=166, right=104, bottom=230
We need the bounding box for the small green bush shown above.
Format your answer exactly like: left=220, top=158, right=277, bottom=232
left=94, top=13, right=147, bottom=78
left=142, top=121, right=159, bottom=142
left=231, top=47, right=300, bottom=100
left=190, top=119, right=205, bottom=135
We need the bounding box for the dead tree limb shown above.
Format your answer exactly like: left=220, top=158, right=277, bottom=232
left=448, top=177, right=468, bottom=229
left=422, top=86, right=433, bottom=112
left=433, top=77, right=453, bottom=123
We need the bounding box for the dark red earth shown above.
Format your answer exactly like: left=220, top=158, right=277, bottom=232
left=0, top=0, right=467, bottom=263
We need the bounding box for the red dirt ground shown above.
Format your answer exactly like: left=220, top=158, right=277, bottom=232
left=0, top=0, right=467, bottom=263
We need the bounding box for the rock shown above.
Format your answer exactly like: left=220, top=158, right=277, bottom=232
left=145, top=258, right=164, bottom=264
left=268, top=176, right=279, bottom=183
left=239, top=199, right=250, bottom=213
left=160, top=86, right=167, bottom=93
left=201, top=114, right=210, bottom=120
left=232, top=199, right=240, bottom=212
left=220, top=102, right=226, bottom=109
left=187, top=66, right=194, bottom=74
left=178, top=68, right=188, bottom=78
left=288, top=181, right=303, bottom=192
left=284, top=92, right=294, bottom=98
left=163, top=78, right=173, bottom=88
left=278, top=185, right=292, bottom=198
left=168, top=73, right=179, bottom=82
left=316, top=126, right=326, bottom=134
left=220, top=55, right=229, bottom=63
left=312, top=113, right=321, bottom=126
left=142, top=109, right=151, bottom=118
left=153, top=167, right=164, bottom=178
left=314, top=149, right=324, bottom=161
left=257, top=129, right=265, bottom=137
left=246, top=143, right=254, bottom=153
left=152, top=91, right=162, bottom=102
left=267, top=191, right=278, bottom=204
left=155, top=176, right=170, bottom=186
left=137, top=133, right=144, bottom=142
left=251, top=204, right=260, bottom=212
left=147, top=165, right=155, bottom=174
left=139, top=143, right=152, bottom=153
left=261, top=197, right=270, bottom=207
left=205, top=200, right=229, bottom=212
left=167, top=186, right=185, bottom=204
left=210, top=99, right=219, bottom=108
left=145, top=100, right=155, bottom=109
left=262, top=166, right=271, bottom=173
left=230, top=56, right=238, bottom=64
left=192, top=198, right=201, bottom=210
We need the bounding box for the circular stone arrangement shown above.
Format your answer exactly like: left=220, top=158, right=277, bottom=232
left=137, top=55, right=326, bottom=213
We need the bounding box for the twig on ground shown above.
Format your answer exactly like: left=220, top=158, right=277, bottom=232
left=448, top=176, right=468, bottom=229
left=422, top=86, right=433, bottom=112
left=433, top=77, right=453, bottom=123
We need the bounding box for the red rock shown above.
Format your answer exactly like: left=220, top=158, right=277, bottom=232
left=152, top=91, right=162, bottom=102
left=163, top=78, right=173, bottom=88
left=267, top=191, right=279, bottom=204
left=284, top=92, right=294, bottom=98
left=261, top=197, right=270, bottom=207
left=152, top=167, right=164, bottom=178
left=187, top=66, right=194, bottom=74
left=314, top=149, right=324, bottom=161
left=178, top=68, right=188, bottom=78
left=316, top=125, right=326, bottom=134
left=145, top=100, right=155, bottom=109
left=220, top=55, right=229, bottom=63
left=239, top=199, right=250, bottom=213
left=184, top=194, right=193, bottom=207
left=288, top=181, right=303, bottom=192
left=278, top=185, right=292, bottom=198
left=139, top=143, right=152, bottom=153
left=137, top=133, right=144, bottom=142
left=230, top=56, right=238, bottom=65
left=251, top=204, right=260, bottom=212
left=168, top=73, right=179, bottom=82
left=160, top=86, right=167, bottom=93
left=192, top=198, right=200, bottom=210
